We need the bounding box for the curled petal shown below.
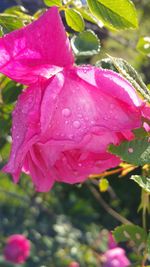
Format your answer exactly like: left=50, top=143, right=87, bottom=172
left=41, top=68, right=143, bottom=143
left=76, top=66, right=142, bottom=107
left=3, top=83, right=42, bottom=182
left=0, top=7, right=74, bottom=84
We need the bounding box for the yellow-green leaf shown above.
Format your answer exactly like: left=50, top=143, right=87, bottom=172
left=87, top=0, right=138, bottom=30
left=65, top=9, right=85, bottom=32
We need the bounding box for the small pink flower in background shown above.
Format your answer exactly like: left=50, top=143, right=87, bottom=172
left=0, top=7, right=150, bottom=191
left=108, top=233, right=117, bottom=249
left=69, top=261, right=80, bottom=267
left=4, top=234, right=30, bottom=264
left=102, top=247, right=130, bottom=267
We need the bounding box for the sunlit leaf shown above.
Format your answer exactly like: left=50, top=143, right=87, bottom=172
left=43, top=0, right=62, bottom=7
left=0, top=14, right=24, bottom=33
left=131, top=175, right=150, bottom=193
left=87, top=0, right=138, bottom=30
left=65, top=9, right=85, bottom=32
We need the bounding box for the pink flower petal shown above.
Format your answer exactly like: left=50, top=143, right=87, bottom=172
left=103, top=248, right=130, bottom=267
left=3, top=66, right=150, bottom=192
left=76, top=66, right=142, bottom=107
left=3, top=83, right=42, bottom=182
left=0, top=7, right=74, bottom=84
left=4, top=235, right=30, bottom=264
left=41, top=68, right=142, bottom=143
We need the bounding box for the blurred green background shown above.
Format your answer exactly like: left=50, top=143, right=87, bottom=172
left=0, top=0, right=150, bottom=266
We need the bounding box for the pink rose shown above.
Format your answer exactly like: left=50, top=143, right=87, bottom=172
left=0, top=7, right=150, bottom=191
left=108, top=233, right=117, bottom=249
left=4, top=234, right=30, bottom=264
left=69, top=261, right=80, bottom=267
left=102, top=247, right=130, bottom=267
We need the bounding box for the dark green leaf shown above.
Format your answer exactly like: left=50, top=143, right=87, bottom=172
left=71, top=30, right=100, bottom=56
left=109, top=138, right=150, bottom=166
left=136, top=37, right=150, bottom=57
left=96, top=58, right=118, bottom=72
left=65, top=9, right=85, bottom=32
left=87, top=0, right=138, bottom=30
left=43, top=0, right=62, bottom=7
left=2, top=81, right=23, bottom=104
left=113, top=224, right=147, bottom=251
left=131, top=175, right=150, bottom=193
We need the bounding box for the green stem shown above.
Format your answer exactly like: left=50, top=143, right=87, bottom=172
left=141, top=189, right=147, bottom=232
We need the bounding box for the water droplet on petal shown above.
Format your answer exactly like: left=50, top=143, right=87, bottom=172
left=73, top=120, right=81, bottom=129
left=62, top=108, right=71, bottom=117
left=128, top=147, right=134, bottom=153
left=78, top=163, right=82, bottom=167
left=83, top=68, right=87, bottom=73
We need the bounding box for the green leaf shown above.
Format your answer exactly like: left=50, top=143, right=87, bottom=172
left=0, top=25, right=3, bottom=36
left=87, top=0, right=138, bottom=30
left=107, top=56, right=150, bottom=102
left=136, top=37, right=150, bottom=57
left=2, top=81, right=23, bottom=104
left=43, top=0, right=62, bottom=7
left=96, top=58, right=118, bottom=72
left=4, top=6, right=32, bottom=22
left=131, top=175, right=150, bottom=193
left=71, top=30, right=100, bottom=56
left=109, top=138, right=150, bottom=166
left=0, top=14, right=24, bottom=33
left=113, top=224, right=147, bottom=251
left=76, top=8, right=96, bottom=24
left=65, top=9, right=85, bottom=32
left=76, top=7, right=103, bottom=27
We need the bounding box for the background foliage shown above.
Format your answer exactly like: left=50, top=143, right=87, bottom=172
left=0, top=0, right=150, bottom=266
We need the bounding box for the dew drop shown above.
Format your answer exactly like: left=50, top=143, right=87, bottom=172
left=128, top=147, right=134, bottom=153
left=62, top=108, right=71, bottom=117
left=83, top=68, right=87, bottom=73
left=73, top=120, right=81, bottom=129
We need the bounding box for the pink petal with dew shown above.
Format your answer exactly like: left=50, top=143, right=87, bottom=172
left=41, top=68, right=143, bottom=143
left=76, top=66, right=142, bottom=107
left=0, top=7, right=73, bottom=84
left=3, top=83, right=42, bottom=182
